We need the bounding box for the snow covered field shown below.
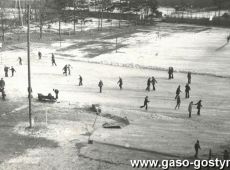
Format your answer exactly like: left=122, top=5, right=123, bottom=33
left=0, top=22, right=229, bottom=170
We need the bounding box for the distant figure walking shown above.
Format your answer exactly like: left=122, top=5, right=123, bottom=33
left=168, top=67, right=174, bottom=79
left=38, top=51, right=42, bottom=60
left=0, top=78, right=5, bottom=89
left=194, top=140, right=201, bottom=158
left=4, top=66, right=9, bottom=77
left=67, top=64, right=72, bottom=75
left=185, top=83, right=191, bottom=98
left=98, top=80, right=103, bottom=93
left=53, top=89, right=59, bottom=99
left=175, top=95, right=181, bottom=110
left=10, top=66, right=16, bottom=77
left=187, top=72, right=191, bottom=84
left=51, top=53, right=57, bottom=66
left=63, top=65, right=68, bottom=76
left=175, top=85, right=182, bottom=99
left=79, top=75, right=83, bottom=86
left=18, top=57, right=22, bottom=65
left=0, top=78, right=6, bottom=100
left=117, top=77, right=123, bottom=90
left=194, top=100, right=202, bottom=116
left=151, top=76, right=157, bottom=91
left=140, top=96, right=150, bottom=110
left=145, top=78, right=151, bottom=91
left=188, top=101, right=193, bottom=118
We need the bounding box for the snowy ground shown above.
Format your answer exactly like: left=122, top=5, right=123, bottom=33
left=0, top=21, right=230, bottom=170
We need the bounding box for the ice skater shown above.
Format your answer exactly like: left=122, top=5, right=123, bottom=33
left=187, top=72, right=191, bottom=84
left=67, top=64, right=72, bottom=75
left=98, top=80, right=103, bottom=93
left=194, top=140, right=201, bottom=158
left=117, top=77, right=123, bottom=90
left=38, top=51, right=42, bottom=60
left=175, top=95, right=181, bottom=110
left=4, top=66, right=9, bottom=77
left=10, top=66, right=16, bottom=77
left=145, top=78, right=151, bottom=91
left=194, top=100, right=202, bottom=116
left=227, top=35, right=230, bottom=43
left=188, top=101, right=193, bottom=118
left=18, top=57, right=22, bottom=65
left=175, top=85, right=182, bottom=99
left=168, top=67, right=174, bottom=79
left=185, top=83, right=191, bottom=98
left=0, top=78, right=6, bottom=100
left=151, top=76, right=157, bottom=91
left=51, top=53, right=57, bottom=66
left=223, top=150, right=229, bottom=160
left=53, top=89, right=59, bottom=99
left=140, top=96, right=150, bottom=110
left=79, top=75, right=83, bottom=86
left=63, top=65, right=68, bottom=76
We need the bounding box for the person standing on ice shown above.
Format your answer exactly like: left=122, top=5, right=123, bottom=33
left=194, top=140, right=201, bottom=158
left=175, top=95, right=181, bottom=110
left=10, top=66, right=16, bottom=77
left=185, top=83, right=191, bottom=98
left=145, top=78, right=151, bottom=91
left=38, top=51, right=42, bottom=60
left=67, top=64, right=72, bottom=75
left=63, top=65, right=68, bottom=76
left=117, top=77, right=123, bottom=90
left=140, top=96, right=150, bottom=110
left=151, top=76, right=157, bottom=91
left=53, top=89, right=59, bottom=99
left=79, top=75, right=83, bottom=86
left=0, top=78, right=5, bottom=89
left=194, top=100, right=202, bottom=116
left=175, top=85, right=182, bottom=99
left=188, top=101, right=193, bottom=118
left=18, top=57, right=22, bottom=65
left=51, top=53, right=57, bottom=66
left=4, top=66, right=9, bottom=77
left=187, top=72, right=191, bottom=84
left=98, top=80, right=103, bottom=93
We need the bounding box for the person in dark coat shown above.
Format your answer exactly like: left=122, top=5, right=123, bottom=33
left=175, top=95, right=181, bottom=110
left=0, top=78, right=5, bottom=89
left=4, top=66, right=9, bottom=77
left=38, top=51, right=42, bottom=60
left=171, top=67, right=174, bottom=79
left=117, top=77, right=123, bottom=90
left=151, top=76, right=157, bottom=91
left=194, top=140, right=201, bottom=158
left=10, top=66, right=16, bottom=77
left=188, top=101, right=193, bottom=118
left=175, top=85, right=182, bottom=99
left=18, top=57, right=22, bottom=65
left=67, top=64, right=72, bottom=75
left=53, top=89, right=59, bottom=99
left=187, top=72, right=191, bottom=84
left=145, top=78, right=151, bottom=91
left=140, top=96, right=150, bottom=110
left=98, top=80, right=103, bottom=93
left=63, top=65, right=68, bottom=76
left=185, top=83, right=191, bottom=98
left=194, top=100, right=202, bottom=116
left=79, top=75, right=83, bottom=86
left=51, top=53, right=57, bottom=66
left=168, top=67, right=171, bottom=79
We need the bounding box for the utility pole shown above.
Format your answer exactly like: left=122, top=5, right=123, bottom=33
left=39, top=0, right=43, bottom=39
left=59, top=18, right=61, bottom=47
left=73, top=3, right=76, bottom=34
left=27, top=5, right=32, bottom=128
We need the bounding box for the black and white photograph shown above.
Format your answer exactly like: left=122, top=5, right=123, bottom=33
left=0, top=0, right=230, bottom=169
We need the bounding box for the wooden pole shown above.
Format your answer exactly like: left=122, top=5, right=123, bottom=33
left=27, top=5, right=32, bottom=128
